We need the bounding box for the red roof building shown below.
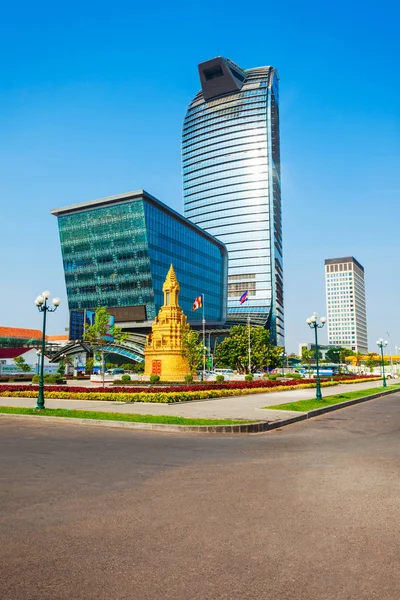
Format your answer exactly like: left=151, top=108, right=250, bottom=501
left=0, top=348, right=30, bottom=359
left=0, top=326, right=44, bottom=340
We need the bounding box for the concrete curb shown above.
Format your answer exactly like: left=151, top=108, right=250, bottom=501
left=0, top=413, right=271, bottom=434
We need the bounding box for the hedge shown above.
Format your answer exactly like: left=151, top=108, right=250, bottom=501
left=0, top=381, right=342, bottom=403
left=0, top=377, right=381, bottom=404
left=0, top=376, right=379, bottom=396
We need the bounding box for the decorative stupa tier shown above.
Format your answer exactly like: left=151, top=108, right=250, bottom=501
left=144, top=264, right=189, bottom=381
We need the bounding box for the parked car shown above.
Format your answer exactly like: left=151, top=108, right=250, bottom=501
left=106, top=368, right=125, bottom=376
left=214, top=368, right=234, bottom=376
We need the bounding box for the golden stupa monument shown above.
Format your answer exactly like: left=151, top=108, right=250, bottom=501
left=144, top=264, right=189, bottom=381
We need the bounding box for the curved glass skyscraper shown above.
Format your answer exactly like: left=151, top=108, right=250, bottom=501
left=182, top=57, right=283, bottom=345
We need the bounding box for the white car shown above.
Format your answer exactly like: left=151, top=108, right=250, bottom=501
left=253, top=371, right=265, bottom=378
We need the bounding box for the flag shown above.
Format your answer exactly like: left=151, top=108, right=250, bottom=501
left=239, top=290, right=249, bottom=304
left=192, top=294, right=203, bottom=311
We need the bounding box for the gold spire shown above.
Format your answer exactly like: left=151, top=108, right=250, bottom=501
left=162, top=265, right=180, bottom=308
left=163, top=264, right=179, bottom=291
left=144, top=265, right=189, bottom=381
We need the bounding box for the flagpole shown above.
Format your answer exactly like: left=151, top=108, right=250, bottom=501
left=247, top=314, right=251, bottom=374
left=202, top=294, right=206, bottom=379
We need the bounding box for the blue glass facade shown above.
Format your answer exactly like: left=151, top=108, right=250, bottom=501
left=52, top=190, right=227, bottom=327
left=182, top=58, right=283, bottom=345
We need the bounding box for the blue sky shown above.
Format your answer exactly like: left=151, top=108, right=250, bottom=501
left=1, top=0, right=399, bottom=353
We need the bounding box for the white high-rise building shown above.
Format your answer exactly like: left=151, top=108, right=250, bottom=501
left=325, top=257, right=368, bottom=353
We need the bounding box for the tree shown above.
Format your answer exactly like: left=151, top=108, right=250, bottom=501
left=325, top=347, right=341, bottom=363
left=57, top=359, right=66, bottom=376
left=353, top=351, right=363, bottom=373
left=85, top=357, right=94, bottom=374
left=214, top=325, right=282, bottom=373
left=13, top=355, right=31, bottom=373
left=287, top=354, right=301, bottom=367
left=325, top=347, right=355, bottom=365
left=55, top=355, right=73, bottom=377
left=133, top=361, right=145, bottom=374
left=365, top=352, right=378, bottom=373
left=340, top=347, right=355, bottom=363
left=120, top=362, right=144, bottom=374
left=301, top=348, right=314, bottom=375
left=181, top=324, right=203, bottom=375
left=83, top=307, right=128, bottom=387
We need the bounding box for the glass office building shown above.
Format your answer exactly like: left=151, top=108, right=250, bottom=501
left=182, top=57, right=283, bottom=345
left=51, top=190, right=227, bottom=333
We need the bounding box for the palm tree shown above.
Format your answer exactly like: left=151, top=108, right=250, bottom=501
left=301, top=348, right=314, bottom=377
left=354, top=351, right=363, bottom=374
left=365, top=352, right=378, bottom=374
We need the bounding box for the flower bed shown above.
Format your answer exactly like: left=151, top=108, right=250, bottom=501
left=0, top=376, right=379, bottom=396
left=0, top=378, right=381, bottom=403
left=0, top=382, right=338, bottom=403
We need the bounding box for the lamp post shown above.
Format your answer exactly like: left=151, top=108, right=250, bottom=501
left=386, top=332, right=393, bottom=376
left=281, top=349, right=285, bottom=377
left=306, top=313, right=327, bottom=400
left=207, top=329, right=224, bottom=372
left=34, top=291, right=60, bottom=409
left=36, top=350, right=41, bottom=375
left=376, top=338, right=388, bottom=387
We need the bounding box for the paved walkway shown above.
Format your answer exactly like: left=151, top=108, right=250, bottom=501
left=0, top=379, right=392, bottom=422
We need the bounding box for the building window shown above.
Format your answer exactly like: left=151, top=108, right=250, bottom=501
left=203, top=66, right=224, bottom=81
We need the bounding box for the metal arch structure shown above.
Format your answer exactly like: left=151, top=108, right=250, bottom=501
left=50, top=338, right=145, bottom=364
left=101, top=344, right=144, bottom=363
left=49, top=327, right=233, bottom=365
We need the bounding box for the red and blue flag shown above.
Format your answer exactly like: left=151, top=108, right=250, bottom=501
left=239, top=291, right=249, bottom=304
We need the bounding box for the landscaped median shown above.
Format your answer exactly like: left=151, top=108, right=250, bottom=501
left=0, top=406, right=264, bottom=434
left=267, top=384, right=400, bottom=413
left=0, top=377, right=381, bottom=403
left=0, top=406, right=253, bottom=426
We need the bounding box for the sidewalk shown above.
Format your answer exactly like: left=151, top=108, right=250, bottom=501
left=0, top=379, right=391, bottom=423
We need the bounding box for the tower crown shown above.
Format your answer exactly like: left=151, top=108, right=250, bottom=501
left=162, top=264, right=180, bottom=306
left=163, top=264, right=180, bottom=292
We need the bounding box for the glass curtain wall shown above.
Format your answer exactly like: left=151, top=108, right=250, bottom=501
left=144, top=202, right=226, bottom=321
left=57, top=201, right=156, bottom=318
left=182, top=60, right=284, bottom=345
left=55, top=193, right=227, bottom=326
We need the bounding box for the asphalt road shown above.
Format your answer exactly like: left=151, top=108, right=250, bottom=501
left=1, top=394, right=399, bottom=600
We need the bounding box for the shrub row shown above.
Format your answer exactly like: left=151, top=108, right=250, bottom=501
left=0, top=381, right=307, bottom=394
left=0, top=376, right=380, bottom=396
left=0, top=381, right=343, bottom=403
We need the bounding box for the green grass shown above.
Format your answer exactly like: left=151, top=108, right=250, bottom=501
left=0, top=406, right=255, bottom=426
left=267, top=384, right=400, bottom=412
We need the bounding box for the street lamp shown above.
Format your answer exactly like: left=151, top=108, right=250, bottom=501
left=386, top=332, right=393, bottom=376
left=35, top=291, right=60, bottom=409
left=376, top=338, right=388, bottom=387
left=36, top=350, right=41, bottom=375
left=306, top=312, right=327, bottom=400
left=207, top=329, right=226, bottom=372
